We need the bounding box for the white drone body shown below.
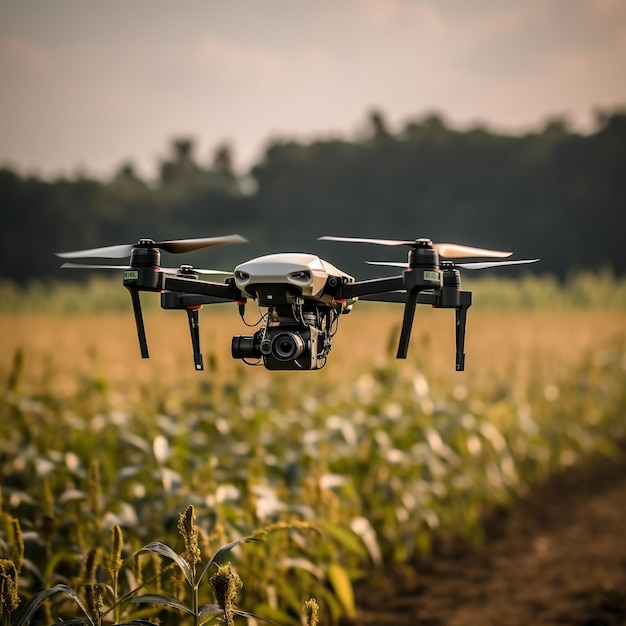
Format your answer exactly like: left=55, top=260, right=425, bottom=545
left=233, top=252, right=355, bottom=309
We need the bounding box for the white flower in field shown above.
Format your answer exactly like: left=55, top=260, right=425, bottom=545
left=153, top=434, right=169, bottom=464
left=35, top=457, right=55, bottom=476
left=543, top=383, right=559, bottom=402
left=421, top=508, right=440, bottom=529
left=327, top=415, right=358, bottom=447
left=480, top=422, right=507, bottom=453
left=383, top=402, right=402, bottom=420
left=412, top=372, right=430, bottom=398
left=252, top=485, right=285, bottom=519
left=452, top=384, right=468, bottom=401
left=466, top=435, right=482, bottom=456
left=102, top=503, right=139, bottom=528
left=319, top=473, right=347, bottom=490
left=350, top=516, right=382, bottom=566
left=373, top=429, right=391, bottom=449
left=278, top=557, right=324, bottom=579
left=216, top=484, right=241, bottom=503
left=65, top=451, right=81, bottom=473
left=159, top=467, right=182, bottom=493
left=385, top=448, right=405, bottom=464
left=130, top=483, right=146, bottom=499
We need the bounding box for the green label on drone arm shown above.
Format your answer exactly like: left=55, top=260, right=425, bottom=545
left=124, top=270, right=139, bottom=281
left=424, top=270, right=440, bottom=282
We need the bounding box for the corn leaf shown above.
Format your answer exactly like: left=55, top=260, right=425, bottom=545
left=128, top=594, right=194, bottom=614
left=326, top=563, right=357, bottom=619
left=135, top=542, right=193, bottom=585
left=14, top=583, right=95, bottom=626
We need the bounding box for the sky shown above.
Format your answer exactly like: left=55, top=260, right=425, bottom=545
left=1, top=0, right=625, bottom=179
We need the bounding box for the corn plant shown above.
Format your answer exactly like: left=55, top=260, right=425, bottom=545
left=13, top=505, right=310, bottom=625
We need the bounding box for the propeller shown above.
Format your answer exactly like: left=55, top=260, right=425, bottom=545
left=56, top=234, right=247, bottom=259
left=319, top=235, right=512, bottom=259
left=366, top=258, right=540, bottom=270
left=60, top=262, right=232, bottom=275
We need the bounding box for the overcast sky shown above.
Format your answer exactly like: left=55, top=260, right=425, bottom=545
left=1, top=0, right=625, bottom=178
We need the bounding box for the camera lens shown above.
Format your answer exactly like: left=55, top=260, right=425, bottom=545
left=272, top=331, right=305, bottom=361
left=231, top=335, right=261, bottom=359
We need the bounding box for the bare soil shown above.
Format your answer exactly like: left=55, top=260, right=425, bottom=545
left=352, top=449, right=626, bottom=626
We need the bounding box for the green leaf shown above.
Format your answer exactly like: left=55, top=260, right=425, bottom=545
left=198, top=603, right=223, bottom=625
left=14, top=583, right=95, bottom=626
left=319, top=520, right=367, bottom=557
left=128, top=593, right=194, bottom=614
left=235, top=609, right=284, bottom=625
left=135, top=542, right=193, bottom=585
left=326, top=563, right=357, bottom=619
left=196, top=536, right=258, bottom=584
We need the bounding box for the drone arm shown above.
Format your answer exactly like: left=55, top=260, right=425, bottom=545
left=163, top=275, right=241, bottom=301
left=358, top=292, right=406, bottom=303
left=340, top=275, right=405, bottom=299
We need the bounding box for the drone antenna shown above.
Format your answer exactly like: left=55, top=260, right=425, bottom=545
left=125, top=286, right=149, bottom=358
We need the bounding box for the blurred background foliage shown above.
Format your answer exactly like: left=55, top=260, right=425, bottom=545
left=2, top=107, right=624, bottom=284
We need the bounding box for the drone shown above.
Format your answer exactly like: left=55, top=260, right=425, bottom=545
left=56, top=235, right=538, bottom=372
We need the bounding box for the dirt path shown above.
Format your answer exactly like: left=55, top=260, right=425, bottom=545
left=353, top=451, right=626, bottom=625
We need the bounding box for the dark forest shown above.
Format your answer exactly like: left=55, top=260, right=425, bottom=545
left=2, top=108, right=624, bottom=283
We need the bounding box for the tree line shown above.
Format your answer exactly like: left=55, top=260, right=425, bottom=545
left=2, top=108, right=624, bottom=284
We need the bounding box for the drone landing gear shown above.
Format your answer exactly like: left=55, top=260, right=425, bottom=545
left=396, top=289, right=471, bottom=371
left=186, top=306, right=203, bottom=371
left=397, top=290, right=418, bottom=359
left=125, top=286, right=150, bottom=359
left=455, top=305, right=468, bottom=372
left=160, top=292, right=213, bottom=371
left=396, top=254, right=472, bottom=371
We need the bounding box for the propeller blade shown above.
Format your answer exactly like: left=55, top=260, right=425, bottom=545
left=56, top=234, right=247, bottom=259
left=61, top=262, right=231, bottom=275
left=367, top=259, right=539, bottom=270
left=320, top=235, right=511, bottom=258
left=432, top=243, right=511, bottom=259
left=319, top=235, right=413, bottom=246
left=456, top=258, right=540, bottom=270
left=154, top=234, right=247, bottom=254
left=57, top=245, right=135, bottom=259
left=61, top=263, right=131, bottom=270
left=366, top=261, right=408, bottom=268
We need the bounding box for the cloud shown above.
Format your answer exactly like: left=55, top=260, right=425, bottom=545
left=351, top=0, right=402, bottom=27
left=302, top=47, right=334, bottom=77
left=195, top=36, right=285, bottom=84
left=450, top=8, right=531, bottom=52
left=589, top=0, right=626, bottom=18
left=1, top=36, right=52, bottom=73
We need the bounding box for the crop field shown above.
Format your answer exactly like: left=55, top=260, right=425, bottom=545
left=1, top=277, right=626, bottom=625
